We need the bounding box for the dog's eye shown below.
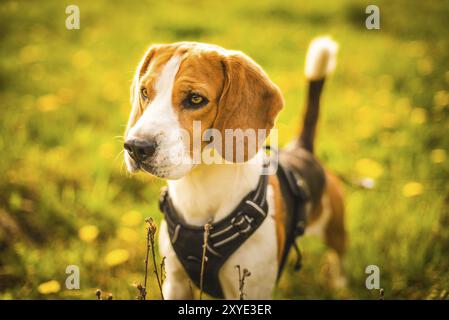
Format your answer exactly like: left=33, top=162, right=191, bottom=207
left=140, top=87, right=148, bottom=100
left=183, top=93, right=208, bottom=109
left=190, top=94, right=203, bottom=105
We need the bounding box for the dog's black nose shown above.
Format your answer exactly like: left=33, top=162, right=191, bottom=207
left=124, top=139, right=157, bottom=162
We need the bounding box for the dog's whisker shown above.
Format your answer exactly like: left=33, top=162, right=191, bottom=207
left=114, top=149, right=125, bottom=162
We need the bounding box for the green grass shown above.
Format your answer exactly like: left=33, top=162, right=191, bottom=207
left=1, top=0, right=449, bottom=299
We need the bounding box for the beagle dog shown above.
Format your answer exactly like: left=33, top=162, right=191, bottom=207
left=124, top=39, right=346, bottom=299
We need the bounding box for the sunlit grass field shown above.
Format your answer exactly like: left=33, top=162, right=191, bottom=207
left=1, top=0, right=449, bottom=299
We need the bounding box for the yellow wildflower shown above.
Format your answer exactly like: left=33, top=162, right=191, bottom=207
left=431, top=149, right=446, bottom=164
left=355, top=158, right=383, bottom=179
left=36, top=94, right=59, bottom=112
left=403, top=182, right=423, bottom=197
left=79, top=225, right=99, bottom=242
left=434, top=90, right=449, bottom=109
left=410, top=108, right=427, bottom=124
left=38, top=280, right=61, bottom=295
left=382, top=112, right=398, bottom=129
left=117, top=227, right=138, bottom=243
left=121, top=210, right=142, bottom=227
left=105, top=249, right=129, bottom=267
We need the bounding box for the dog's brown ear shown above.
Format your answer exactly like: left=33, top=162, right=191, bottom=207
left=126, top=45, right=159, bottom=137
left=214, top=53, right=284, bottom=162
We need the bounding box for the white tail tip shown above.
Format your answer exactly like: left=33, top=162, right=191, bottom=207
left=304, top=36, right=338, bottom=81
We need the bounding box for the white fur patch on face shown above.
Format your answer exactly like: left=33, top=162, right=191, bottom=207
left=125, top=55, right=194, bottom=179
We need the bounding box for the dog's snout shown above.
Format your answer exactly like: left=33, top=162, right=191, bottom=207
left=124, top=139, right=157, bottom=162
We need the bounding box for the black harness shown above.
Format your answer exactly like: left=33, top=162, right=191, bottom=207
left=158, top=154, right=309, bottom=298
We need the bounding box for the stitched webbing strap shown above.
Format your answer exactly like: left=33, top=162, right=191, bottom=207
left=275, top=157, right=310, bottom=277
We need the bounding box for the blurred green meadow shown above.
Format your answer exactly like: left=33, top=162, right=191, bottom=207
left=1, top=0, right=449, bottom=299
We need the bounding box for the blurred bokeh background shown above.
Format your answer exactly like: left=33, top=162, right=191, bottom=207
left=1, top=0, right=449, bottom=299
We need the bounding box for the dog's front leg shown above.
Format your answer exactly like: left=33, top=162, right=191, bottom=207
left=159, top=220, right=193, bottom=299
left=219, top=216, right=278, bottom=300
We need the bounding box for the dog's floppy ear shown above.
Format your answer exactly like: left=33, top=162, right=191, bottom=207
left=125, top=45, right=159, bottom=136
left=214, top=53, right=284, bottom=162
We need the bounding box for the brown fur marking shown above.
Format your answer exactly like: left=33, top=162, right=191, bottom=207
left=323, top=172, right=346, bottom=256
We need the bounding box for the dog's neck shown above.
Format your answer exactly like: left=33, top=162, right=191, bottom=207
left=167, top=152, right=264, bottom=226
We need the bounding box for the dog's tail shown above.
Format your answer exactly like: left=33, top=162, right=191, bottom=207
left=299, top=36, right=338, bottom=153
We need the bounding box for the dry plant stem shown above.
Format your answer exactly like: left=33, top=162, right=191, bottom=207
left=236, top=265, right=242, bottom=300
left=141, top=224, right=151, bottom=300
left=235, top=265, right=251, bottom=300
left=151, top=239, right=164, bottom=299
left=188, top=280, right=195, bottom=300
left=160, top=256, right=167, bottom=286
left=199, top=222, right=211, bottom=300
left=147, top=217, right=165, bottom=300
left=136, top=284, right=145, bottom=300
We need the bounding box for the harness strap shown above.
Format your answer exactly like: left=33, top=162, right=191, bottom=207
left=159, top=172, right=269, bottom=298
left=269, top=147, right=310, bottom=278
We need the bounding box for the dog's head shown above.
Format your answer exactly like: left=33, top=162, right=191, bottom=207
left=124, top=42, right=283, bottom=179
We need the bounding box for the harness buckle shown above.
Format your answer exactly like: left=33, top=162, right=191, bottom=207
left=231, top=213, right=253, bottom=234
